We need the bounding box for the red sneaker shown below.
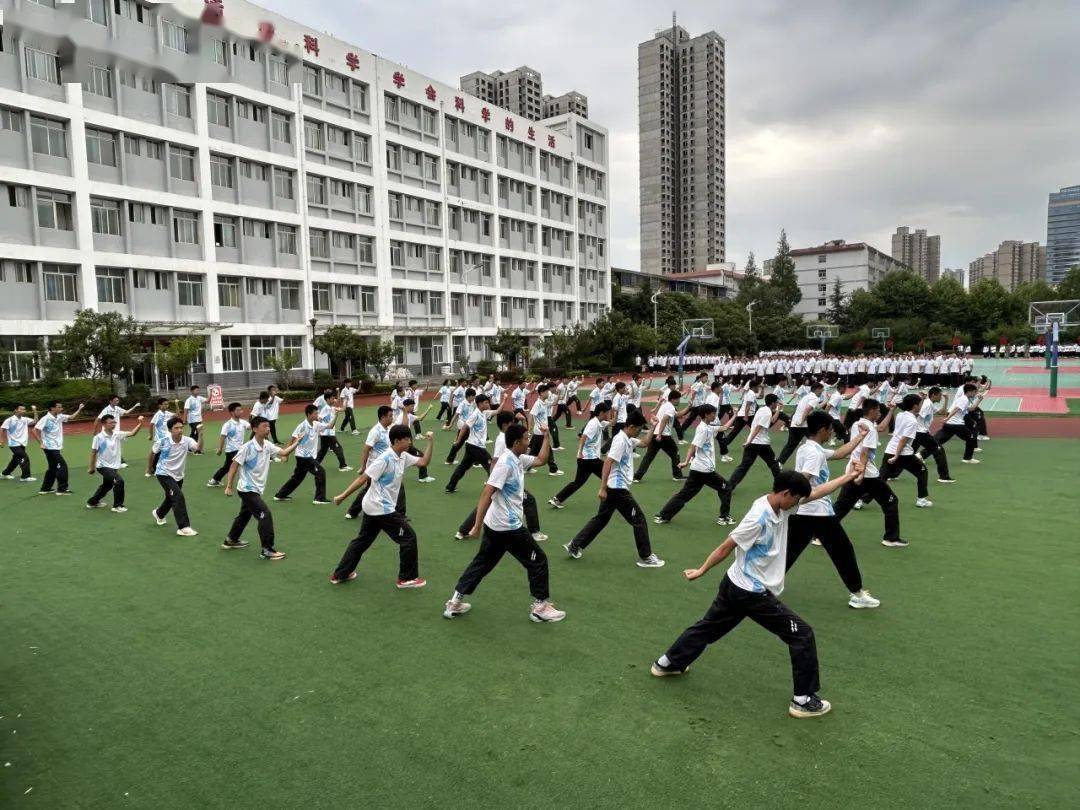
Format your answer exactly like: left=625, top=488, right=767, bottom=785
left=396, top=578, right=427, bottom=589
left=330, top=571, right=358, bottom=585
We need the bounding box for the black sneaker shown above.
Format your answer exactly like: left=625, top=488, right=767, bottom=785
left=788, top=694, right=832, bottom=718
left=881, top=538, right=909, bottom=548
left=650, top=660, right=687, bottom=677
left=273, top=495, right=292, bottom=502
left=221, top=539, right=249, bottom=550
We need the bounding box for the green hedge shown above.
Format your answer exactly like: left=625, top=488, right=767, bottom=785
left=0, top=379, right=129, bottom=414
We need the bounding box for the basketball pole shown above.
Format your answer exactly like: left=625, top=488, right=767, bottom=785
left=1049, top=322, right=1059, bottom=398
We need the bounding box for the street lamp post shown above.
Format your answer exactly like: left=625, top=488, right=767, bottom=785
left=461, top=262, right=485, bottom=369
left=746, top=301, right=757, bottom=333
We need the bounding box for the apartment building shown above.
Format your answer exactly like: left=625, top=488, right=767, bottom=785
left=783, top=239, right=910, bottom=321
left=891, top=226, right=940, bottom=283
left=1046, top=185, right=1080, bottom=284
left=461, top=66, right=588, bottom=123
left=638, top=22, right=726, bottom=275
left=968, top=240, right=1045, bottom=292
left=0, top=0, right=610, bottom=388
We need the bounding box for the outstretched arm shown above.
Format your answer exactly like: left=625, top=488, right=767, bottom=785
left=684, top=538, right=736, bottom=580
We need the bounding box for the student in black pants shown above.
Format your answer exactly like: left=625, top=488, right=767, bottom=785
left=445, top=394, right=493, bottom=493
left=633, top=389, right=687, bottom=483
left=208, top=402, right=248, bottom=486
left=833, top=400, right=905, bottom=547
left=654, top=404, right=734, bottom=525
left=329, top=425, right=434, bottom=586
left=913, top=388, right=954, bottom=482
left=86, top=414, right=143, bottom=511
left=1, top=404, right=38, bottom=481
left=880, top=394, right=932, bottom=505
left=549, top=401, right=611, bottom=508
left=777, top=381, right=824, bottom=465
left=934, top=383, right=980, bottom=464
left=445, top=389, right=476, bottom=465
left=726, top=394, right=783, bottom=494
left=272, top=405, right=328, bottom=503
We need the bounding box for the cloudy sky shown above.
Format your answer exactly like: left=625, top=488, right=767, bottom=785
left=263, top=0, right=1080, bottom=272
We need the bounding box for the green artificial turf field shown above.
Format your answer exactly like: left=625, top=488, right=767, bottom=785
left=2, top=409, right=1078, bottom=807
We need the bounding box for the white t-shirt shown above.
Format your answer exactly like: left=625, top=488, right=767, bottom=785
left=947, top=395, right=970, bottom=426
left=791, top=393, right=819, bottom=428
left=848, top=418, right=879, bottom=479
left=318, top=404, right=337, bottom=436
left=263, top=396, right=283, bottom=421
left=580, top=417, right=606, bottom=460
left=2, top=415, right=33, bottom=447
left=184, top=395, right=208, bottom=423
left=483, top=451, right=537, bottom=531
left=737, top=391, right=757, bottom=418
left=654, top=401, right=677, bottom=437
left=340, top=386, right=357, bottom=408
left=97, top=404, right=124, bottom=422
left=850, top=385, right=870, bottom=410
left=690, top=422, right=721, bottom=473
left=612, top=392, right=629, bottom=423
left=92, top=429, right=133, bottom=470
left=749, top=406, right=774, bottom=445
left=234, top=438, right=281, bottom=493
left=827, top=391, right=843, bottom=420
left=153, top=436, right=199, bottom=480
left=605, top=431, right=639, bottom=488
left=362, top=448, right=419, bottom=516
left=220, top=418, right=250, bottom=453
left=726, top=495, right=793, bottom=596
left=291, top=419, right=322, bottom=458
left=795, top=440, right=835, bottom=517
left=885, top=411, right=918, bottom=456
left=464, top=408, right=489, bottom=448
left=512, top=387, right=529, bottom=410
left=492, top=431, right=508, bottom=460
left=35, top=412, right=71, bottom=451
left=439, top=385, right=451, bottom=403
left=365, top=422, right=391, bottom=455
left=916, top=398, right=935, bottom=433
left=529, top=398, right=549, bottom=436
left=150, top=410, right=174, bottom=442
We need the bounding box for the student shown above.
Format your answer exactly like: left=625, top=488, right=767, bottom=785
left=564, top=410, right=666, bottom=569
left=94, top=395, right=140, bottom=464
left=399, top=398, right=435, bottom=483
left=86, top=414, right=144, bottom=512
left=222, top=416, right=299, bottom=559
left=601, top=381, right=631, bottom=453
left=182, top=386, right=208, bottom=441
left=566, top=376, right=583, bottom=422
left=586, top=377, right=606, bottom=419
left=824, top=385, right=848, bottom=444
left=272, top=404, right=329, bottom=504
left=345, top=406, right=397, bottom=519
left=443, top=423, right=565, bottom=623
left=528, top=384, right=562, bottom=475
left=881, top=393, right=933, bottom=507
left=405, top=380, right=424, bottom=435
left=548, top=400, right=611, bottom=509
left=777, top=381, right=824, bottom=465
left=934, top=383, right=981, bottom=464
left=207, top=402, right=249, bottom=487
left=151, top=417, right=203, bottom=536
left=264, top=385, right=284, bottom=444
left=455, top=411, right=545, bottom=542
left=633, top=389, right=687, bottom=483
left=146, top=398, right=176, bottom=478
left=649, top=467, right=864, bottom=719
left=833, top=399, right=907, bottom=548
left=339, top=379, right=359, bottom=434
left=725, top=393, right=783, bottom=494
left=444, top=387, right=476, bottom=465
left=723, top=379, right=760, bottom=449
left=316, top=395, right=351, bottom=472
left=1, top=404, right=39, bottom=482
left=544, top=382, right=562, bottom=451
left=787, top=411, right=880, bottom=609
left=445, top=380, right=466, bottom=429
left=33, top=400, right=84, bottom=495
left=329, top=425, right=434, bottom=587
left=445, top=394, right=495, bottom=493
left=654, top=404, right=735, bottom=525
left=436, top=379, right=453, bottom=425
left=914, top=388, right=954, bottom=483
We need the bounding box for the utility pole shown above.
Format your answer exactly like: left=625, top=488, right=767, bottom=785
left=746, top=301, right=757, bottom=333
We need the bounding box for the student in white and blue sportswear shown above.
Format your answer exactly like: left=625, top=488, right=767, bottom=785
left=339, top=379, right=359, bottom=434
left=208, top=402, right=250, bottom=486
left=445, top=381, right=466, bottom=427
left=146, top=397, right=176, bottom=477
left=436, top=379, right=454, bottom=425
left=32, top=399, right=84, bottom=495
left=1, top=403, right=39, bottom=481
left=880, top=393, right=932, bottom=506
left=183, top=385, right=208, bottom=440
left=651, top=468, right=863, bottom=720
left=566, top=409, right=665, bottom=568
left=273, top=403, right=330, bottom=504
left=315, top=394, right=350, bottom=471
left=934, top=382, right=980, bottom=462
left=655, top=403, right=735, bottom=525
left=549, top=400, right=612, bottom=509
left=445, top=394, right=496, bottom=493
left=445, top=387, right=478, bottom=465
left=527, top=384, right=561, bottom=473
left=913, top=387, right=953, bottom=482
left=345, top=405, right=398, bottom=519
left=94, top=395, right=140, bottom=458
left=151, top=416, right=202, bottom=535
left=221, top=416, right=299, bottom=560
left=330, top=424, right=435, bottom=587
left=263, top=385, right=285, bottom=444
left=86, top=414, right=145, bottom=512
left=444, top=422, right=565, bottom=623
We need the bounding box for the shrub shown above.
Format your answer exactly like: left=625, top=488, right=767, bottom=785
left=125, top=384, right=151, bottom=408
left=0, top=379, right=114, bottom=414
left=475, top=359, right=498, bottom=378
left=280, top=389, right=317, bottom=403
left=312, top=370, right=335, bottom=391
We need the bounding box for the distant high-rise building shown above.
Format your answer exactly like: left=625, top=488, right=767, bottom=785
left=891, top=226, right=941, bottom=282
left=1046, top=185, right=1080, bottom=284
left=968, top=241, right=1046, bottom=292
left=460, top=67, right=587, bottom=122
left=941, top=268, right=967, bottom=287
left=638, top=20, right=726, bottom=275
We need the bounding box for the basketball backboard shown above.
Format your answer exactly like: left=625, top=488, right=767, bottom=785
left=681, top=318, right=715, bottom=340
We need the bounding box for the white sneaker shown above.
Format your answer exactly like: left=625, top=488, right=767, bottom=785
left=636, top=554, right=666, bottom=568
left=938, top=478, right=956, bottom=483
left=351, top=430, right=361, bottom=436
left=961, top=458, right=981, bottom=464
left=915, top=498, right=933, bottom=508
left=548, top=470, right=565, bottom=477
left=338, top=466, right=353, bottom=472
left=111, top=506, right=128, bottom=513
left=19, top=476, right=36, bottom=482
left=2, top=474, right=13, bottom=480
left=973, top=447, right=982, bottom=453
left=548, top=498, right=563, bottom=509
left=207, top=479, right=222, bottom=487
left=852, top=500, right=864, bottom=510
left=176, top=527, right=198, bottom=537
left=720, top=455, right=734, bottom=463
left=86, top=502, right=106, bottom=509
left=144, top=473, right=152, bottom=478
left=151, top=508, right=167, bottom=526
left=443, top=599, right=471, bottom=618
left=119, top=463, right=129, bottom=469
left=811, top=538, right=822, bottom=546
left=532, top=532, right=549, bottom=543
left=529, top=600, right=566, bottom=623
left=654, top=516, right=669, bottom=524
left=978, top=435, right=989, bottom=440
left=418, top=476, right=436, bottom=483
left=848, top=590, right=881, bottom=609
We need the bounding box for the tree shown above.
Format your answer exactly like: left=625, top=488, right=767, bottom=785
left=154, top=335, right=204, bottom=390
left=965, top=278, right=1012, bottom=340
left=929, top=276, right=968, bottom=331
left=484, top=329, right=527, bottom=369
left=51, top=309, right=145, bottom=391
left=311, top=325, right=365, bottom=376
left=1057, top=266, right=1080, bottom=300
left=763, top=229, right=801, bottom=313
left=736, top=251, right=762, bottom=306
left=825, top=278, right=850, bottom=328
left=871, top=270, right=932, bottom=319
left=367, top=340, right=397, bottom=381
left=267, top=350, right=300, bottom=390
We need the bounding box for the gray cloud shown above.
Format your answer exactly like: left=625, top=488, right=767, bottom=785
left=263, top=0, right=1080, bottom=272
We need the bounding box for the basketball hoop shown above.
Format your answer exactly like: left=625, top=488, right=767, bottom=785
left=1028, top=300, right=1078, bottom=397
left=805, top=323, right=839, bottom=352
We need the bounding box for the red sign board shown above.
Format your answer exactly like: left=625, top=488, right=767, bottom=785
left=207, top=384, right=225, bottom=411
left=951, top=335, right=961, bottom=347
